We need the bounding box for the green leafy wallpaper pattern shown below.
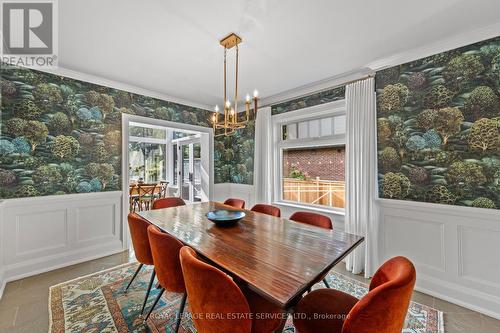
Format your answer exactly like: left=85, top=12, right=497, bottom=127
left=271, top=85, right=345, bottom=115
left=0, top=64, right=214, bottom=199
left=376, top=36, right=500, bottom=209
left=214, top=120, right=255, bottom=184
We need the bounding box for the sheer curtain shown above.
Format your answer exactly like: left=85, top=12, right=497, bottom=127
left=254, top=106, right=273, bottom=204
left=345, top=77, right=380, bottom=278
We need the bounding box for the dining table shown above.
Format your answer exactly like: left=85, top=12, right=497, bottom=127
left=138, top=201, right=364, bottom=310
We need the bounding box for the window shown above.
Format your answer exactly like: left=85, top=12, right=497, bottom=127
left=129, top=142, right=166, bottom=183
left=129, top=122, right=168, bottom=184
left=274, top=101, right=346, bottom=212
left=129, top=125, right=166, bottom=139
left=282, top=147, right=345, bottom=209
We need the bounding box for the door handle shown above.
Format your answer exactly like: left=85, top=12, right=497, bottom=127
left=189, top=172, right=193, bottom=182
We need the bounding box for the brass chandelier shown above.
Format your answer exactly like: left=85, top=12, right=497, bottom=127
left=212, top=33, right=258, bottom=136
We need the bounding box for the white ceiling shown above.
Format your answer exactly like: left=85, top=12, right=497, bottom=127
left=59, top=0, right=500, bottom=109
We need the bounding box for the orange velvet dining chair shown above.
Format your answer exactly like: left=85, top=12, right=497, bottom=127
left=179, top=246, right=286, bottom=333
left=126, top=213, right=156, bottom=315
left=293, top=256, right=416, bottom=333
left=290, top=211, right=333, bottom=288
left=152, top=197, right=186, bottom=210
left=290, top=211, right=333, bottom=230
left=223, top=198, right=246, bottom=209
left=250, top=204, right=281, bottom=217
left=144, top=225, right=186, bottom=332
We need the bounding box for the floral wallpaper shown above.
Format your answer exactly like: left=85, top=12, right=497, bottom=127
left=271, top=85, right=345, bottom=115
left=376, top=36, right=500, bottom=209
left=0, top=64, right=214, bottom=199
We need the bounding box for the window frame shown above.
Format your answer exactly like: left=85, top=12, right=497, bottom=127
left=272, top=99, right=346, bottom=215
left=128, top=122, right=170, bottom=183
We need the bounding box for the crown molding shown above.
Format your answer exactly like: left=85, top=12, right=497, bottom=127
left=257, top=22, right=500, bottom=110
left=366, top=22, right=500, bottom=71
left=7, top=65, right=213, bottom=111
left=257, top=67, right=373, bottom=109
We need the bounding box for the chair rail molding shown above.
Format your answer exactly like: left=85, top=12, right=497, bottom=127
left=378, top=198, right=500, bottom=320
left=0, top=191, right=124, bottom=299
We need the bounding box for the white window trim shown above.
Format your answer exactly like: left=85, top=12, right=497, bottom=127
left=272, top=99, right=346, bottom=215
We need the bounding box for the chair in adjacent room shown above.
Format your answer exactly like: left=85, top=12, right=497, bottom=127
left=126, top=213, right=157, bottom=315
left=137, top=183, right=157, bottom=211
left=293, top=256, right=416, bottom=333
left=250, top=204, right=281, bottom=217
left=144, top=225, right=187, bottom=332
left=179, top=246, right=286, bottom=333
left=223, top=198, right=246, bottom=209
left=290, top=211, right=333, bottom=288
left=152, top=196, right=186, bottom=210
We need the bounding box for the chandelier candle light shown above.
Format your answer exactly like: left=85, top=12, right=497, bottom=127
left=212, top=33, right=258, bottom=136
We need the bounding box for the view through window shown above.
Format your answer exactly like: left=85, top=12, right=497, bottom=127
left=129, top=142, right=166, bottom=183
left=278, top=112, right=346, bottom=210
left=282, top=146, right=345, bottom=209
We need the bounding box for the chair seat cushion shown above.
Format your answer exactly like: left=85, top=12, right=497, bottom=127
left=241, top=286, right=285, bottom=333
left=293, top=289, right=359, bottom=333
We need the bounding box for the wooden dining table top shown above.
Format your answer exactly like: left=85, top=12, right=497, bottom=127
left=138, top=201, right=364, bottom=309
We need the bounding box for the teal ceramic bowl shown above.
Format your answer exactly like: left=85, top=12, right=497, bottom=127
left=206, top=210, right=246, bottom=226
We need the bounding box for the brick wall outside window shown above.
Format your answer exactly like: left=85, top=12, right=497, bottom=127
left=283, top=146, right=345, bottom=181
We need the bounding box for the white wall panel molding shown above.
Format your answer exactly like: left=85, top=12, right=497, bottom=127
left=213, top=183, right=346, bottom=230
left=0, top=203, right=5, bottom=299
left=213, top=183, right=255, bottom=208
left=0, top=191, right=124, bottom=299
left=378, top=198, right=500, bottom=320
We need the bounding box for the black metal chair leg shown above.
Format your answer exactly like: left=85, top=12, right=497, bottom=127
left=323, top=277, right=331, bottom=288
left=174, top=293, right=187, bottom=333
left=140, top=269, right=156, bottom=315
left=125, top=263, right=143, bottom=292
left=144, top=288, right=165, bottom=321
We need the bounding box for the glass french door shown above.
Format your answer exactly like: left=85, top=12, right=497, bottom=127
left=176, top=140, right=201, bottom=202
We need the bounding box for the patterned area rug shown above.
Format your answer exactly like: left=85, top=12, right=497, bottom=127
left=49, top=262, right=444, bottom=333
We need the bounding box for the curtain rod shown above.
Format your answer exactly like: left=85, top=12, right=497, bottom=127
left=342, top=74, right=376, bottom=86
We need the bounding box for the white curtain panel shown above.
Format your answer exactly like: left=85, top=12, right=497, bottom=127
left=254, top=106, right=273, bottom=204
left=345, top=77, right=380, bottom=278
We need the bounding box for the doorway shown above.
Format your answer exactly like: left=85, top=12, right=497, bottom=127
left=173, top=135, right=202, bottom=202
left=122, top=114, right=214, bottom=217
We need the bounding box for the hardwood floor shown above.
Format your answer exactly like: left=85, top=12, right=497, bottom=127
left=0, top=250, right=498, bottom=333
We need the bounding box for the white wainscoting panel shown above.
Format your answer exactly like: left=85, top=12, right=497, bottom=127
left=0, top=203, right=4, bottom=298
left=275, top=203, right=345, bottom=231
left=213, top=183, right=346, bottom=229
left=213, top=183, right=255, bottom=208
left=0, top=191, right=124, bottom=299
left=379, top=199, right=500, bottom=320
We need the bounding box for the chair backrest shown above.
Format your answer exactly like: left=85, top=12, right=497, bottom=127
left=158, top=181, right=169, bottom=198
left=342, top=256, right=416, bottom=333
left=129, top=184, right=139, bottom=196
left=179, top=246, right=252, bottom=333
left=223, top=198, right=246, bottom=209
left=147, top=225, right=185, bottom=293
left=127, top=213, right=154, bottom=265
left=138, top=184, right=156, bottom=196
left=250, top=204, right=281, bottom=217
left=290, top=211, right=332, bottom=230
left=152, top=197, right=186, bottom=210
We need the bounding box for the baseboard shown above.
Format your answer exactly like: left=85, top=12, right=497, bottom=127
left=415, top=273, right=500, bottom=320
left=0, top=268, right=5, bottom=300
left=2, top=243, right=125, bottom=287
